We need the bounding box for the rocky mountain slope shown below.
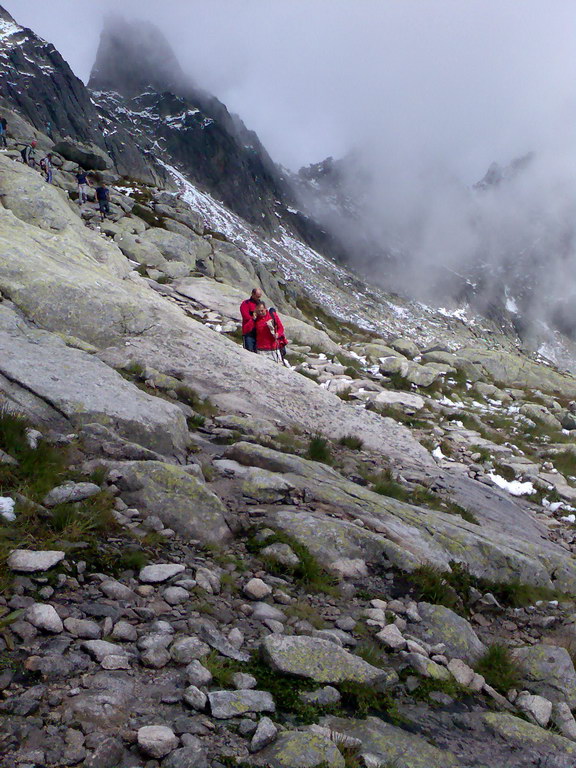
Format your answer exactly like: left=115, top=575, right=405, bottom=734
left=1, top=5, right=576, bottom=768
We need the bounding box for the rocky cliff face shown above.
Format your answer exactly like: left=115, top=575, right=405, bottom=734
left=2, top=7, right=576, bottom=768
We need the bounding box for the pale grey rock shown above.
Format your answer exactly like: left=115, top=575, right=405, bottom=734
left=252, top=602, right=286, bottom=623
left=142, top=227, right=210, bottom=268
left=250, top=716, right=278, bottom=752
left=185, top=660, right=213, bottom=687
left=163, top=586, right=190, bottom=605
left=414, top=603, right=486, bottom=664
left=183, top=685, right=208, bottom=711
left=390, top=337, right=420, bottom=358
left=139, top=563, right=185, bottom=583
left=141, top=647, right=171, bottom=669
left=260, top=542, right=300, bottom=568
left=552, top=701, right=576, bottom=741
left=373, top=390, right=425, bottom=410
left=243, top=578, right=272, bottom=600
left=100, top=579, right=136, bottom=601
left=100, top=654, right=131, bottom=670
left=232, top=672, right=257, bottom=690
left=252, top=731, right=344, bottom=767
left=208, top=689, right=275, bottom=719
left=26, top=603, right=63, bottom=633
left=43, top=481, right=100, bottom=507
left=447, top=658, right=475, bottom=687
left=516, top=692, right=553, bottom=727
left=7, top=549, right=64, bottom=572
left=137, top=725, right=178, bottom=758
left=406, top=652, right=451, bottom=680
left=514, top=644, right=576, bottom=707
left=301, top=686, right=342, bottom=707
left=261, top=635, right=397, bottom=687
left=111, top=621, right=138, bottom=642
left=163, top=743, right=208, bottom=768
left=81, top=640, right=128, bottom=663
left=63, top=618, right=101, bottom=640
left=170, top=636, right=210, bottom=664
left=376, top=624, right=406, bottom=651
left=195, top=567, right=221, bottom=594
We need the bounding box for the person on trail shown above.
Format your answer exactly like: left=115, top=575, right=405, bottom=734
left=20, top=140, right=37, bottom=166
left=243, top=300, right=287, bottom=364
left=39, top=153, right=53, bottom=184
left=76, top=169, right=90, bottom=205
left=240, top=287, right=262, bottom=352
left=95, top=182, right=110, bottom=221
left=0, top=116, right=7, bottom=148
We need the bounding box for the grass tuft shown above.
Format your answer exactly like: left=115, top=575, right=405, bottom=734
left=475, top=643, right=521, bottom=694
left=306, top=434, right=332, bottom=464
left=338, top=434, right=364, bottom=450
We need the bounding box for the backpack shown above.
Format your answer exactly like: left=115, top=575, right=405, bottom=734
left=20, top=147, right=27, bottom=162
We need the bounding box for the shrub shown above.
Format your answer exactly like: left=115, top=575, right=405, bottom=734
left=475, top=643, right=521, bottom=694
left=338, top=434, right=364, bottom=450
left=337, top=387, right=353, bottom=401
left=306, top=434, right=332, bottom=464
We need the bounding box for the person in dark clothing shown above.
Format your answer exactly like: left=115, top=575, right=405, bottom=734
left=76, top=169, right=90, bottom=205
left=240, top=287, right=262, bottom=352
left=39, top=153, right=53, bottom=183
left=20, top=140, right=37, bottom=166
left=95, top=183, right=110, bottom=221
left=0, top=117, right=7, bottom=148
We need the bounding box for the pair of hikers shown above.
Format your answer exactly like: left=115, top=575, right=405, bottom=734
left=240, top=288, right=288, bottom=364
left=75, top=169, right=109, bottom=220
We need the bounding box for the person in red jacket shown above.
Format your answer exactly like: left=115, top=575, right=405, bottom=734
left=240, top=287, right=262, bottom=352
left=243, top=301, right=287, bottom=364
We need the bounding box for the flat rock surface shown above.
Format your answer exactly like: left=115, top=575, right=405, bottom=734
left=7, top=549, right=65, bottom=572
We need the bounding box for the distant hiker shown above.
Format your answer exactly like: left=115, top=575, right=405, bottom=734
left=240, top=287, right=262, bottom=352
left=45, top=120, right=52, bottom=138
left=0, top=116, right=7, bottom=148
left=39, top=153, right=53, bottom=184
left=76, top=169, right=90, bottom=204
left=244, top=300, right=287, bottom=363
left=95, top=182, right=110, bottom=221
left=20, top=140, right=37, bottom=167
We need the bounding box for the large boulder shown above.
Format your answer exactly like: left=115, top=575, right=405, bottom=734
left=513, top=645, right=576, bottom=707
left=483, top=712, right=576, bottom=764
left=0, top=305, right=188, bottom=457
left=413, top=603, right=486, bottom=664
left=252, top=732, right=344, bottom=768
left=261, top=635, right=397, bottom=687
left=323, top=716, right=459, bottom=768
left=113, top=461, right=232, bottom=545
left=142, top=228, right=211, bottom=269
left=52, top=139, right=113, bottom=171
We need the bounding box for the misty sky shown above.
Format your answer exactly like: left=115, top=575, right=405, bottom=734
left=4, top=0, right=575, bottom=179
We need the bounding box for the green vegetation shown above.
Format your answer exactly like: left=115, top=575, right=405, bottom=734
left=306, top=434, right=332, bottom=464
left=551, top=451, right=576, bottom=478
left=407, top=673, right=466, bottom=703
left=475, top=643, right=521, bottom=694
left=338, top=434, right=364, bottom=450
left=369, top=403, right=429, bottom=429
left=284, top=600, right=328, bottom=629
left=469, top=444, right=492, bottom=462
left=246, top=529, right=338, bottom=595
left=337, top=387, right=353, bottom=401
left=407, top=565, right=461, bottom=612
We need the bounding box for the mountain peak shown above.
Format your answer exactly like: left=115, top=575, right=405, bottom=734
left=0, top=5, right=16, bottom=24
left=89, top=16, right=185, bottom=97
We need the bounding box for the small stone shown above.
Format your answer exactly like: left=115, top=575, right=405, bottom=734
left=111, top=620, right=138, bottom=642
left=43, top=482, right=100, bottom=507
left=252, top=602, right=286, bottom=622
left=376, top=624, right=406, bottom=651
left=301, top=686, right=342, bottom=707
left=163, top=586, right=189, bottom=605
left=336, top=617, right=356, bottom=632
left=208, top=690, right=276, bottom=719
left=406, top=652, right=450, bottom=680
left=7, top=550, right=65, bottom=573
left=137, top=725, right=178, bottom=758
left=101, top=654, right=131, bottom=670
left=516, top=692, right=553, bottom=727
left=26, top=603, right=63, bottom=633
left=183, top=685, right=207, bottom=711
left=100, top=580, right=136, bottom=601
left=250, top=716, right=278, bottom=752
left=139, top=564, right=185, bottom=583
left=195, top=567, right=220, bottom=594
left=406, top=639, right=429, bottom=656
left=185, top=660, right=213, bottom=687
left=243, top=578, right=272, bottom=600
left=228, top=628, right=244, bottom=649
left=170, top=636, right=210, bottom=664
left=63, top=618, right=101, bottom=639
left=552, top=701, right=576, bottom=740
left=260, top=542, right=300, bottom=568
left=232, top=672, right=257, bottom=690
left=447, top=658, right=475, bottom=687
left=141, top=647, right=171, bottom=668
left=163, top=743, right=208, bottom=768
left=81, top=640, right=128, bottom=662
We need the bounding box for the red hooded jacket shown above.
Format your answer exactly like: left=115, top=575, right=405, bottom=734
left=240, top=298, right=258, bottom=335
left=243, top=310, right=286, bottom=351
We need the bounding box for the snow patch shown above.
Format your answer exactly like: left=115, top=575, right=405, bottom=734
left=489, top=473, right=536, bottom=496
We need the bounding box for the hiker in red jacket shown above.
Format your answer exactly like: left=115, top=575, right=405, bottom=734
left=243, top=301, right=287, bottom=364
left=240, top=287, right=262, bottom=352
